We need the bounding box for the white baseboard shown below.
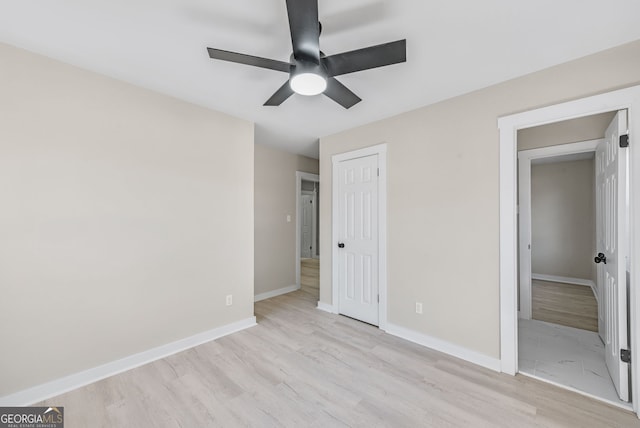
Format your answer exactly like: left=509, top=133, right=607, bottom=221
left=532, top=273, right=594, bottom=287
left=0, top=317, right=257, bottom=406
left=254, top=284, right=300, bottom=302
left=385, top=322, right=501, bottom=372
left=532, top=273, right=598, bottom=301
left=316, top=302, right=337, bottom=314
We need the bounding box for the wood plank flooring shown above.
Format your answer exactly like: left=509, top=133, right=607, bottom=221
left=39, top=289, right=639, bottom=427
left=532, top=280, right=598, bottom=332
left=300, top=258, right=319, bottom=297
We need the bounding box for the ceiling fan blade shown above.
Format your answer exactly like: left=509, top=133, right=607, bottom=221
left=264, top=80, right=295, bottom=106
left=323, top=78, right=361, bottom=109
left=285, top=0, right=320, bottom=63
left=207, top=48, right=290, bottom=73
left=323, top=39, right=406, bottom=77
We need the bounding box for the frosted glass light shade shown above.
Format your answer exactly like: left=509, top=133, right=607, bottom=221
left=290, top=73, right=327, bottom=96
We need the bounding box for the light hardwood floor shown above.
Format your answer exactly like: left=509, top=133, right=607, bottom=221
left=532, top=280, right=598, bottom=332
left=300, top=258, right=319, bottom=297
left=39, top=289, right=639, bottom=427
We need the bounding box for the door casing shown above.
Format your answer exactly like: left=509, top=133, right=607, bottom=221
left=331, top=144, right=388, bottom=330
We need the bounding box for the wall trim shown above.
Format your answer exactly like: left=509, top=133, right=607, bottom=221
left=254, top=284, right=300, bottom=302
left=531, top=273, right=594, bottom=287
left=0, top=317, right=257, bottom=406
left=316, top=302, right=338, bottom=314
left=385, top=323, right=501, bottom=372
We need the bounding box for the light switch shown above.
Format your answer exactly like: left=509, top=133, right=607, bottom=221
left=286, top=215, right=291, bottom=223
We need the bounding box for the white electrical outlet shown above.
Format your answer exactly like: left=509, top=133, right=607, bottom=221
left=286, top=215, right=291, bottom=223
left=226, top=295, right=233, bottom=306
left=415, top=302, right=423, bottom=314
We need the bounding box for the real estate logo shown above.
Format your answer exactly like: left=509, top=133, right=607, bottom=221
left=0, top=407, right=64, bottom=428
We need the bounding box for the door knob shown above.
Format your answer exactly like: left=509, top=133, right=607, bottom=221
left=594, top=252, right=607, bottom=264
left=338, top=242, right=345, bottom=248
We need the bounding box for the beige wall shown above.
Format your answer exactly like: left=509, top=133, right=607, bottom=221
left=517, top=111, right=614, bottom=151
left=319, top=40, right=640, bottom=359
left=254, top=144, right=318, bottom=296
left=531, top=159, right=596, bottom=280
left=0, top=43, right=255, bottom=397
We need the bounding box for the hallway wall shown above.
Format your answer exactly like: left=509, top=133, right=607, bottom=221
left=531, top=159, right=596, bottom=281
left=254, top=144, right=318, bottom=297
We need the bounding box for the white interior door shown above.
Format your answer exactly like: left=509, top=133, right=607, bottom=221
left=336, top=154, right=379, bottom=325
left=301, top=194, right=313, bottom=258
left=595, top=110, right=629, bottom=402
left=596, top=140, right=606, bottom=343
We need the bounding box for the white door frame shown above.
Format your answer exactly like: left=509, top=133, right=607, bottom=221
left=331, top=144, right=388, bottom=330
left=296, top=171, right=319, bottom=289
left=499, top=85, right=640, bottom=414
left=518, top=139, right=601, bottom=320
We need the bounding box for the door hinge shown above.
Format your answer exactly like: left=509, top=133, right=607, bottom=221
left=621, top=349, right=631, bottom=363
left=377, top=168, right=380, bottom=177
left=377, top=294, right=380, bottom=303
left=620, top=134, right=629, bottom=148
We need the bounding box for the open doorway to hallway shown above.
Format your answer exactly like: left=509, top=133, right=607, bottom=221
left=296, top=172, right=320, bottom=301
left=516, top=111, right=632, bottom=409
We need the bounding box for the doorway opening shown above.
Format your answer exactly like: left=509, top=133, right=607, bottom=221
left=296, top=172, right=319, bottom=301
left=500, top=87, right=639, bottom=415
left=517, top=113, right=632, bottom=407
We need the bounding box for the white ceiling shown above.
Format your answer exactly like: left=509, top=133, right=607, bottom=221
left=2, top=1, right=640, bottom=159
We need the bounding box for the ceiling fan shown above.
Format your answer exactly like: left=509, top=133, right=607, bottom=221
left=206, top=0, right=407, bottom=109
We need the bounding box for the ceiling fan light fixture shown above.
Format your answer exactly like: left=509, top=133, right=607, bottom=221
left=290, top=72, right=327, bottom=96
left=206, top=0, right=406, bottom=108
